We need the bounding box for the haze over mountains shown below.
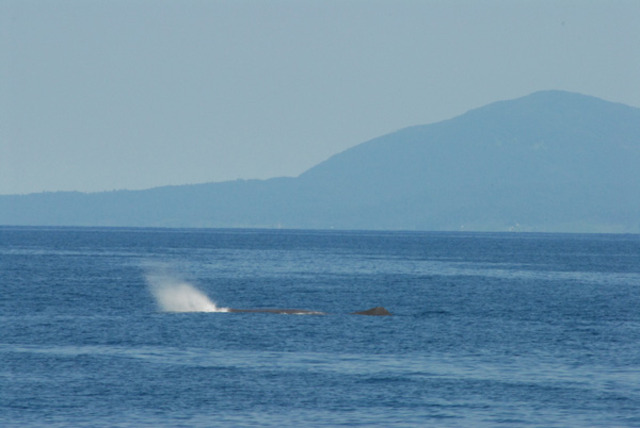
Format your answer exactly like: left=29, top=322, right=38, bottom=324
left=2, top=90, right=639, bottom=232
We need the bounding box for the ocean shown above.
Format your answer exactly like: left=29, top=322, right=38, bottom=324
left=1, top=227, right=639, bottom=427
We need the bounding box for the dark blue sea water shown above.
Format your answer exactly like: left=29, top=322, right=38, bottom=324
left=1, top=227, right=639, bottom=427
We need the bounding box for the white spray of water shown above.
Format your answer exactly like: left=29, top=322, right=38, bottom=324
left=146, top=272, right=228, bottom=313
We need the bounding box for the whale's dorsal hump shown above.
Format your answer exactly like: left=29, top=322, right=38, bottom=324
left=352, top=306, right=392, bottom=316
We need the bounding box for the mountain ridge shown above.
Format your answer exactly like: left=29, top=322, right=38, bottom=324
left=2, top=90, right=639, bottom=232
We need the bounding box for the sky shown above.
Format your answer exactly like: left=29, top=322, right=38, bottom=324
left=1, top=0, right=639, bottom=195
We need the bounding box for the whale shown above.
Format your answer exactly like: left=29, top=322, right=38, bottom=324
left=226, top=306, right=391, bottom=316
left=227, top=308, right=327, bottom=315
left=351, top=306, right=391, bottom=316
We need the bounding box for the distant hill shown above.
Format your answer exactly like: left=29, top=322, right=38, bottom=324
left=2, top=90, right=639, bottom=232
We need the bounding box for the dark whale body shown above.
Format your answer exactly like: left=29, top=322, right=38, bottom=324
left=227, top=306, right=391, bottom=316
left=227, top=308, right=327, bottom=315
left=351, top=306, right=392, bottom=316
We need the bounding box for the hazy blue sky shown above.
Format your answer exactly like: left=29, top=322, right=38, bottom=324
left=2, top=0, right=639, bottom=195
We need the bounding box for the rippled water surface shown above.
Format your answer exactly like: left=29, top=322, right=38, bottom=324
left=1, top=228, right=639, bottom=426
